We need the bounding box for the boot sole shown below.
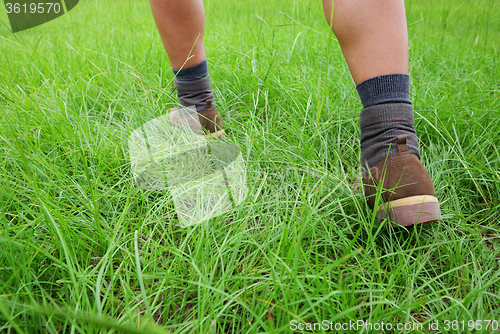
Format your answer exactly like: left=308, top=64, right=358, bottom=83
left=200, top=129, right=225, bottom=140
left=378, top=195, right=441, bottom=226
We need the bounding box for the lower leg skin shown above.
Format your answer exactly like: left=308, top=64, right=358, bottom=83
left=150, top=0, right=216, bottom=112
left=323, top=0, right=418, bottom=168
left=324, top=0, right=440, bottom=225
left=322, top=0, right=409, bottom=85
left=149, top=0, right=206, bottom=70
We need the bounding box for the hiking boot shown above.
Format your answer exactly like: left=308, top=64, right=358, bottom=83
left=361, top=135, right=441, bottom=226
left=167, top=99, right=225, bottom=139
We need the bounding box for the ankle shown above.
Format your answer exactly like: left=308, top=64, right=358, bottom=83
left=360, top=103, right=420, bottom=170
left=173, top=60, right=215, bottom=112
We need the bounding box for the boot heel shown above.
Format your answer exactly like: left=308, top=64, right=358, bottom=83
left=378, top=195, right=441, bottom=226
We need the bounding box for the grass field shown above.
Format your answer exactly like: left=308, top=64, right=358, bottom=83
left=1, top=0, right=500, bottom=332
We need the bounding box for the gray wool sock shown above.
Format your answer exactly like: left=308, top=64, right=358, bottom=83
left=173, top=60, right=215, bottom=112
left=174, top=75, right=215, bottom=112
left=356, top=73, right=411, bottom=108
left=360, top=103, right=420, bottom=170
left=356, top=74, right=420, bottom=170
left=173, top=60, right=209, bottom=81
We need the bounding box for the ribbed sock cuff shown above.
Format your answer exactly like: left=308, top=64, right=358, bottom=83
left=356, top=73, right=411, bottom=109
left=173, top=60, right=209, bottom=81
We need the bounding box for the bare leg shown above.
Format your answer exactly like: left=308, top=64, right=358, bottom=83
left=323, top=0, right=440, bottom=226
left=149, top=0, right=206, bottom=70
left=322, top=0, right=409, bottom=85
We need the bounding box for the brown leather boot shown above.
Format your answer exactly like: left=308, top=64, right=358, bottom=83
left=362, top=135, right=440, bottom=226
left=167, top=99, right=225, bottom=139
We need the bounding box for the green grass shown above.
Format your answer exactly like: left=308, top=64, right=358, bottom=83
left=1, top=0, right=500, bottom=332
